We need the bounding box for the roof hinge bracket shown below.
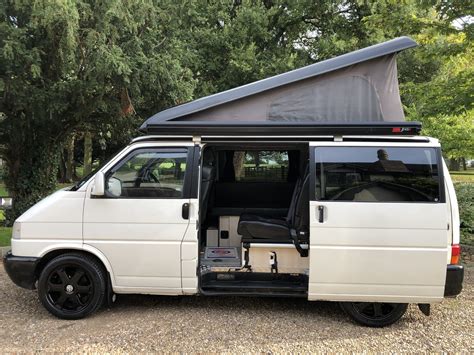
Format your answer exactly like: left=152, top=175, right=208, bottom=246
left=192, top=135, right=201, bottom=144
left=334, top=135, right=343, bottom=142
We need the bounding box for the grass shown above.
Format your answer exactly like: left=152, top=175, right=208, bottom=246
left=0, top=227, right=11, bottom=247
left=450, top=168, right=474, bottom=183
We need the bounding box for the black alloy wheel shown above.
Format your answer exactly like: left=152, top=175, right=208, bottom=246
left=340, top=302, right=408, bottom=327
left=38, top=253, right=106, bottom=319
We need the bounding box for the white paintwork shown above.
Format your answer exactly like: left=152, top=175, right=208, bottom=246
left=308, top=140, right=451, bottom=303
left=11, top=141, right=199, bottom=296
left=9, top=136, right=458, bottom=303
left=11, top=239, right=114, bottom=273
left=180, top=198, right=199, bottom=294
left=91, top=171, right=105, bottom=196
left=12, top=190, right=85, bottom=251
left=443, top=159, right=460, bottom=245
left=137, top=134, right=430, bottom=142
left=82, top=141, right=197, bottom=294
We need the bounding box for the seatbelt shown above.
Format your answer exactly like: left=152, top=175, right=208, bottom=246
left=290, top=229, right=308, bottom=257
left=269, top=251, right=278, bottom=273
left=242, top=242, right=252, bottom=270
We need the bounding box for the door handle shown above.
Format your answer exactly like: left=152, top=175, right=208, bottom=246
left=318, top=205, right=324, bottom=223
left=182, top=203, right=190, bottom=219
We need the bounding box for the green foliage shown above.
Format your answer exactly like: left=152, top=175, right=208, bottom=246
left=418, top=110, right=474, bottom=160
left=182, top=1, right=307, bottom=97
left=0, top=183, right=6, bottom=196
left=0, top=226, right=11, bottom=247
left=3, top=145, right=59, bottom=226
left=454, top=183, right=474, bottom=245
left=403, top=37, right=473, bottom=160
left=0, top=0, right=473, bottom=223
left=0, top=0, right=196, bottom=224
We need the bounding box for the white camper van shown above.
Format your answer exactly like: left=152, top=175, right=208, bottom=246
left=3, top=37, right=464, bottom=327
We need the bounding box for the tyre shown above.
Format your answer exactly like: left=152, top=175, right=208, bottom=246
left=37, top=253, right=106, bottom=319
left=340, top=302, right=408, bottom=327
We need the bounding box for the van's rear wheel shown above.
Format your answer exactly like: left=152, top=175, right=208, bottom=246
left=340, top=302, right=408, bottom=327
left=38, top=253, right=106, bottom=319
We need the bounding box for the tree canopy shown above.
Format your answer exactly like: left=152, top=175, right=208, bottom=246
left=0, top=0, right=473, bottom=223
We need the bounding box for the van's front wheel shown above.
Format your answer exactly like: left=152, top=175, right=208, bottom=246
left=340, top=302, right=408, bottom=327
left=38, top=253, right=106, bottom=319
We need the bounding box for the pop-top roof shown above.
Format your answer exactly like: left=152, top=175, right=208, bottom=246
left=141, top=36, right=418, bottom=135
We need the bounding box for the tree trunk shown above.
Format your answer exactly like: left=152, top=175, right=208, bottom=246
left=65, top=135, right=75, bottom=182
left=57, top=150, right=67, bottom=183
left=462, top=157, right=467, bottom=171
left=233, top=151, right=246, bottom=180
left=83, top=131, right=93, bottom=176
left=449, top=158, right=461, bottom=171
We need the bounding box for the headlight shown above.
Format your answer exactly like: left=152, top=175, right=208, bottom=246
left=12, top=222, right=21, bottom=239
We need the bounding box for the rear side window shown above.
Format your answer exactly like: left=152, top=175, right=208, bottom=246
left=233, top=151, right=289, bottom=182
left=314, top=146, right=441, bottom=202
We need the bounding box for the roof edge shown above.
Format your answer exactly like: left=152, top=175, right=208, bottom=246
left=141, top=121, right=422, bottom=136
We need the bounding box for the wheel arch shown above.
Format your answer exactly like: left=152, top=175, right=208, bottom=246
left=35, top=245, right=115, bottom=288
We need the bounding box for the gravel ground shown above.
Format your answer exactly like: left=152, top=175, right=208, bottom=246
left=0, top=264, right=472, bottom=353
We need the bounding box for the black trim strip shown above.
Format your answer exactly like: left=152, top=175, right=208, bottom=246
left=145, top=121, right=422, bottom=136
left=309, top=147, right=316, bottom=202
left=188, top=145, right=201, bottom=199
left=436, top=147, right=446, bottom=203
left=3, top=252, right=39, bottom=290
left=182, top=147, right=194, bottom=199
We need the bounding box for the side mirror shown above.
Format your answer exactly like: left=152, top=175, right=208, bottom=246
left=107, top=177, right=122, bottom=197
left=91, top=171, right=105, bottom=196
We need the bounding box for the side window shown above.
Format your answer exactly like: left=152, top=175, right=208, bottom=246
left=233, top=150, right=289, bottom=182
left=314, top=146, right=441, bottom=202
left=106, top=149, right=188, bottom=198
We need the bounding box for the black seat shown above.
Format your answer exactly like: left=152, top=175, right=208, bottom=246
left=238, top=171, right=303, bottom=228
left=237, top=172, right=309, bottom=246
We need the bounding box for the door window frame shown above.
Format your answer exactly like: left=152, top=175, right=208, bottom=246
left=309, top=144, right=446, bottom=204
left=102, top=146, right=198, bottom=199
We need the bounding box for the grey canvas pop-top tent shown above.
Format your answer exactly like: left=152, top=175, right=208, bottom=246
left=141, top=36, right=420, bottom=136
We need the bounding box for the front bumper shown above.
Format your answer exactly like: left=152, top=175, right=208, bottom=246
left=444, top=264, right=464, bottom=297
left=3, top=251, right=39, bottom=289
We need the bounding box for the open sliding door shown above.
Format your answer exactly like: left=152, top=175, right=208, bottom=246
left=308, top=141, right=449, bottom=303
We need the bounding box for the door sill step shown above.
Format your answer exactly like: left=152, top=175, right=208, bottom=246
left=199, top=272, right=308, bottom=297
left=201, top=289, right=307, bottom=298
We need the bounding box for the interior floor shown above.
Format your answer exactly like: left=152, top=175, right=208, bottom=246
left=198, top=143, right=310, bottom=295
